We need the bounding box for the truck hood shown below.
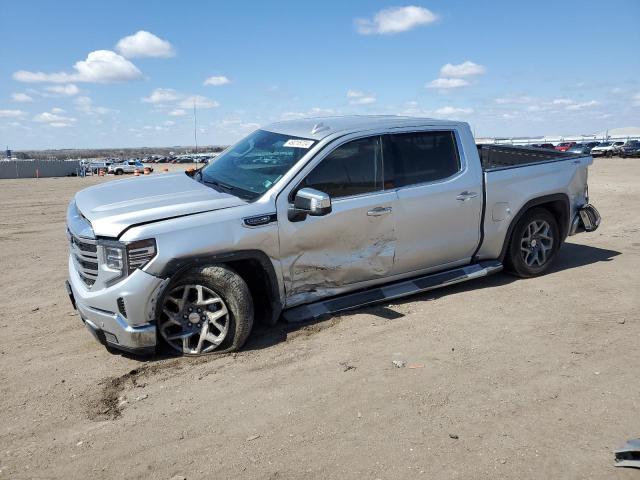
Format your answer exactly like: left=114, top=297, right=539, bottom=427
left=74, top=173, right=246, bottom=238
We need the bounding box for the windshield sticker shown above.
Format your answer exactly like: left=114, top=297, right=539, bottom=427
left=283, top=139, right=314, bottom=149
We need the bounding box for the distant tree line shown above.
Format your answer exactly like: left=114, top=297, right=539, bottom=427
left=15, top=145, right=227, bottom=161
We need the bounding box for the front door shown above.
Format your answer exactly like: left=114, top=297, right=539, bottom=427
left=276, top=135, right=397, bottom=306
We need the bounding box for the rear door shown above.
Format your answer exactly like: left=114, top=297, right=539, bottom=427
left=384, top=129, right=483, bottom=275
left=276, top=135, right=397, bottom=305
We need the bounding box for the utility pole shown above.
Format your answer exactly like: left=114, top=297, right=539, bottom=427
left=193, top=99, right=198, bottom=155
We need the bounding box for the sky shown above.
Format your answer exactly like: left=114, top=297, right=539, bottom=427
left=0, top=0, right=639, bottom=150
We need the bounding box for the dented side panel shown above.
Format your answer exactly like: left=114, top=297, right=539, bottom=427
left=278, top=191, right=398, bottom=306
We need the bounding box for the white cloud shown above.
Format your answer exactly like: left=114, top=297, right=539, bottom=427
left=141, top=88, right=181, bottom=103
left=565, top=100, right=599, bottom=110
left=164, top=120, right=175, bottom=126
left=551, top=98, right=573, bottom=105
left=142, top=90, right=218, bottom=109
left=13, top=50, right=142, bottom=84
left=210, top=118, right=261, bottom=137
left=50, top=107, right=66, bottom=114
left=347, top=89, right=376, bottom=105
left=11, top=93, right=33, bottom=103
left=425, top=78, right=469, bottom=89
left=33, top=109, right=76, bottom=127
left=0, top=109, right=26, bottom=118
left=203, top=75, right=231, bottom=86
left=44, top=84, right=79, bottom=96
left=281, top=107, right=336, bottom=120
left=178, top=95, right=219, bottom=109
left=495, top=96, right=532, bottom=104
left=439, top=61, right=486, bottom=78
left=115, top=31, right=175, bottom=58
left=633, top=93, right=640, bottom=107
left=433, top=106, right=473, bottom=116
left=355, top=6, right=438, bottom=35
left=74, top=96, right=111, bottom=115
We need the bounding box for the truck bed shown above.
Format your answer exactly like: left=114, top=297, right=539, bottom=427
left=477, top=145, right=583, bottom=171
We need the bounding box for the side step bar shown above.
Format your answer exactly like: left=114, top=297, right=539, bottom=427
left=282, top=260, right=503, bottom=324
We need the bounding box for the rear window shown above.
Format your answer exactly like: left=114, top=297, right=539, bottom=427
left=383, top=131, right=460, bottom=187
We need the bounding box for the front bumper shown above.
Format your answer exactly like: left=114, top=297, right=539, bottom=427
left=67, top=256, right=165, bottom=354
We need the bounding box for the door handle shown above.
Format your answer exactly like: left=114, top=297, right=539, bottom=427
left=367, top=206, right=392, bottom=216
left=456, top=191, right=479, bottom=201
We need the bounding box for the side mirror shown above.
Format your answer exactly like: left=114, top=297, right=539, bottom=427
left=288, top=188, right=332, bottom=222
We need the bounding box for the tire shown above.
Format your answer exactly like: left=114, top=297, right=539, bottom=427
left=157, top=265, right=254, bottom=355
left=606, top=151, right=613, bottom=158
left=505, top=207, right=560, bottom=278
left=116, top=169, right=123, bottom=175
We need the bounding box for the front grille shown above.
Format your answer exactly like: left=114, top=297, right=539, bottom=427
left=69, top=232, right=98, bottom=287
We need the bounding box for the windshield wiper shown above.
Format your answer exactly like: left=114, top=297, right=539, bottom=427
left=201, top=178, right=257, bottom=201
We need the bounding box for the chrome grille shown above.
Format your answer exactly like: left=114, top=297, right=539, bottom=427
left=69, top=231, right=98, bottom=287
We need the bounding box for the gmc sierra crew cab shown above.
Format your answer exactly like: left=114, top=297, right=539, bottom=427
left=65, top=116, right=601, bottom=356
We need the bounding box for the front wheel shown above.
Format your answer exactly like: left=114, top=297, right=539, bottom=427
left=505, top=208, right=560, bottom=278
left=157, top=266, right=254, bottom=355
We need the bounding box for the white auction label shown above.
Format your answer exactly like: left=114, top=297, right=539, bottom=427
left=283, top=139, right=314, bottom=148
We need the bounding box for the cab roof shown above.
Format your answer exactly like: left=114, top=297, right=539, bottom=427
left=262, top=115, right=466, bottom=140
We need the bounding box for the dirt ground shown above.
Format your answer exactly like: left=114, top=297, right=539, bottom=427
left=0, top=158, right=638, bottom=480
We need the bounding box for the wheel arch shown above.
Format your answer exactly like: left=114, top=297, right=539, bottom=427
left=158, top=250, right=282, bottom=326
left=498, top=193, right=570, bottom=262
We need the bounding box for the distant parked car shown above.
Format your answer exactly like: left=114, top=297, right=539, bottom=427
left=567, top=145, right=592, bottom=155
left=555, top=142, right=577, bottom=152
left=108, top=160, right=152, bottom=175
left=531, top=143, right=556, bottom=150
left=583, top=142, right=601, bottom=151
left=87, top=161, right=113, bottom=174
left=591, top=142, right=624, bottom=157
left=613, top=141, right=632, bottom=155
left=619, top=141, right=640, bottom=158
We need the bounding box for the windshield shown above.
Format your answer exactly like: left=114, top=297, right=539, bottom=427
left=199, top=129, right=316, bottom=201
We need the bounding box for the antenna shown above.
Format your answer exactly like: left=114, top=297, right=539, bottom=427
left=193, top=99, right=198, bottom=154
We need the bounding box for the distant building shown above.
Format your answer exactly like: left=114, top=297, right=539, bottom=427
left=5, top=148, right=10, bottom=159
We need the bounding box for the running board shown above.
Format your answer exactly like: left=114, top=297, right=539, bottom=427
left=282, top=261, right=503, bottom=324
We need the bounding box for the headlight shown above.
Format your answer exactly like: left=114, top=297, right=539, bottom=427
left=126, top=239, right=157, bottom=273
left=98, top=238, right=157, bottom=283
left=104, top=245, right=125, bottom=270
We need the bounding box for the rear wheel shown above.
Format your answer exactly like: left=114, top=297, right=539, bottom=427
left=505, top=208, right=560, bottom=278
left=157, top=266, right=253, bottom=355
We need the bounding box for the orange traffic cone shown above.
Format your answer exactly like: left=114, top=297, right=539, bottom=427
left=143, top=167, right=150, bottom=175
left=134, top=169, right=140, bottom=176
left=98, top=169, right=104, bottom=177
left=163, top=168, right=169, bottom=173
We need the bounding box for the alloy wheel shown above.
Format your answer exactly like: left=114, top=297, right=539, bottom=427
left=520, top=220, right=554, bottom=267
left=159, top=284, right=230, bottom=354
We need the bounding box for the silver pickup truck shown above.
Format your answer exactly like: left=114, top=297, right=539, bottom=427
left=65, top=116, right=600, bottom=356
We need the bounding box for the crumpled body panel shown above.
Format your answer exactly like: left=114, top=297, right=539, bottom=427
left=278, top=193, right=397, bottom=306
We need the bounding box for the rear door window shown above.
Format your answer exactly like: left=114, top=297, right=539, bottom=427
left=384, top=131, right=460, bottom=187
left=301, top=136, right=383, bottom=198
